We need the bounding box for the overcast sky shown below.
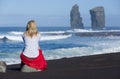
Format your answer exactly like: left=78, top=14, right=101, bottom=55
left=0, top=0, right=120, bottom=27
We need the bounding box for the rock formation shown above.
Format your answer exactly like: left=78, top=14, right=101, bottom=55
left=20, top=65, right=41, bottom=72
left=0, top=61, right=6, bottom=73
left=70, top=4, right=84, bottom=29
left=90, top=6, right=105, bottom=30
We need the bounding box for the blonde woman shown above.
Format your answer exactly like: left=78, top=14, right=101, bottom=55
left=20, top=20, right=47, bottom=72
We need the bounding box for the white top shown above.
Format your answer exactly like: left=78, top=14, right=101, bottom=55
left=22, top=33, right=41, bottom=58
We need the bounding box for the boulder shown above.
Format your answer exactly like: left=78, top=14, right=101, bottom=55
left=70, top=4, right=84, bottom=29
left=20, top=65, right=41, bottom=72
left=90, top=6, right=105, bottom=30
left=0, top=61, right=6, bottom=73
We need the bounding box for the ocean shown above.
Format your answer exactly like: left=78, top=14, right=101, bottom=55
left=0, top=26, right=120, bottom=65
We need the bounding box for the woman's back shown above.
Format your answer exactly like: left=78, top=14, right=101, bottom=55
left=23, top=33, right=40, bottom=58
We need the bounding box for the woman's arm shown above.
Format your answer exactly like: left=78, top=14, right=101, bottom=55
left=38, top=33, right=41, bottom=49
left=22, top=34, right=25, bottom=42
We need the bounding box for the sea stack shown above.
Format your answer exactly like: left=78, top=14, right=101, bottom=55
left=70, top=4, right=84, bottom=29
left=90, top=6, right=105, bottom=30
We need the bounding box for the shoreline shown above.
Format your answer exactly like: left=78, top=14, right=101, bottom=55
left=0, top=52, right=120, bottom=79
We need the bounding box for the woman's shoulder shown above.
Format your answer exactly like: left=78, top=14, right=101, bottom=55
left=37, top=32, right=41, bottom=35
left=22, top=32, right=29, bottom=38
left=22, top=32, right=26, bottom=37
left=37, top=32, right=41, bottom=38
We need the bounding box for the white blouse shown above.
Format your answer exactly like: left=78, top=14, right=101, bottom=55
left=22, top=33, right=41, bottom=58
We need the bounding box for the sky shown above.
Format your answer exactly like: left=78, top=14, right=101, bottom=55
left=0, top=0, right=120, bottom=27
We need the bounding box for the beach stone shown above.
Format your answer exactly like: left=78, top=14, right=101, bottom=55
left=70, top=4, right=84, bottom=29
left=21, top=65, right=41, bottom=72
left=0, top=61, right=6, bottom=73
left=90, top=6, right=105, bottom=30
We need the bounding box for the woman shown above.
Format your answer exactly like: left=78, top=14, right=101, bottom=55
left=20, top=20, right=47, bottom=72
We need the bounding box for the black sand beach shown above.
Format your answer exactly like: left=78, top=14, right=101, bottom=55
left=0, top=53, right=120, bottom=79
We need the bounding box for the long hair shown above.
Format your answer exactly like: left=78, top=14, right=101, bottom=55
left=25, top=20, right=38, bottom=38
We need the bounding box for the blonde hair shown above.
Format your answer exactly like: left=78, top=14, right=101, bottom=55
left=25, top=20, right=38, bottom=38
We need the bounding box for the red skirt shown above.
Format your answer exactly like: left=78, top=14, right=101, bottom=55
left=20, top=49, right=47, bottom=70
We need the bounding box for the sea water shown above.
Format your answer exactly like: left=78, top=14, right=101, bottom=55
left=0, top=26, right=120, bottom=65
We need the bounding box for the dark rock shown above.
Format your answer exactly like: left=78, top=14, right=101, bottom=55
left=70, top=4, right=84, bottom=29
left=0, top=61, right=6, bottom=73
left=0, top=37, right=9, bottom=43
left=90, top=6, right=105, bottom=30
left=2, top=37, right=8, bottom=42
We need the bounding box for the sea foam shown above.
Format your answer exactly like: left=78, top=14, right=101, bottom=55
left=0, top=31, right=72, bottom=41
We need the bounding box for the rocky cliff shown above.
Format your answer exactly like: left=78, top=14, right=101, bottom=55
left=90, top=6, right=105, bottom=30
left=70, top=4, right=84, bottom=29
